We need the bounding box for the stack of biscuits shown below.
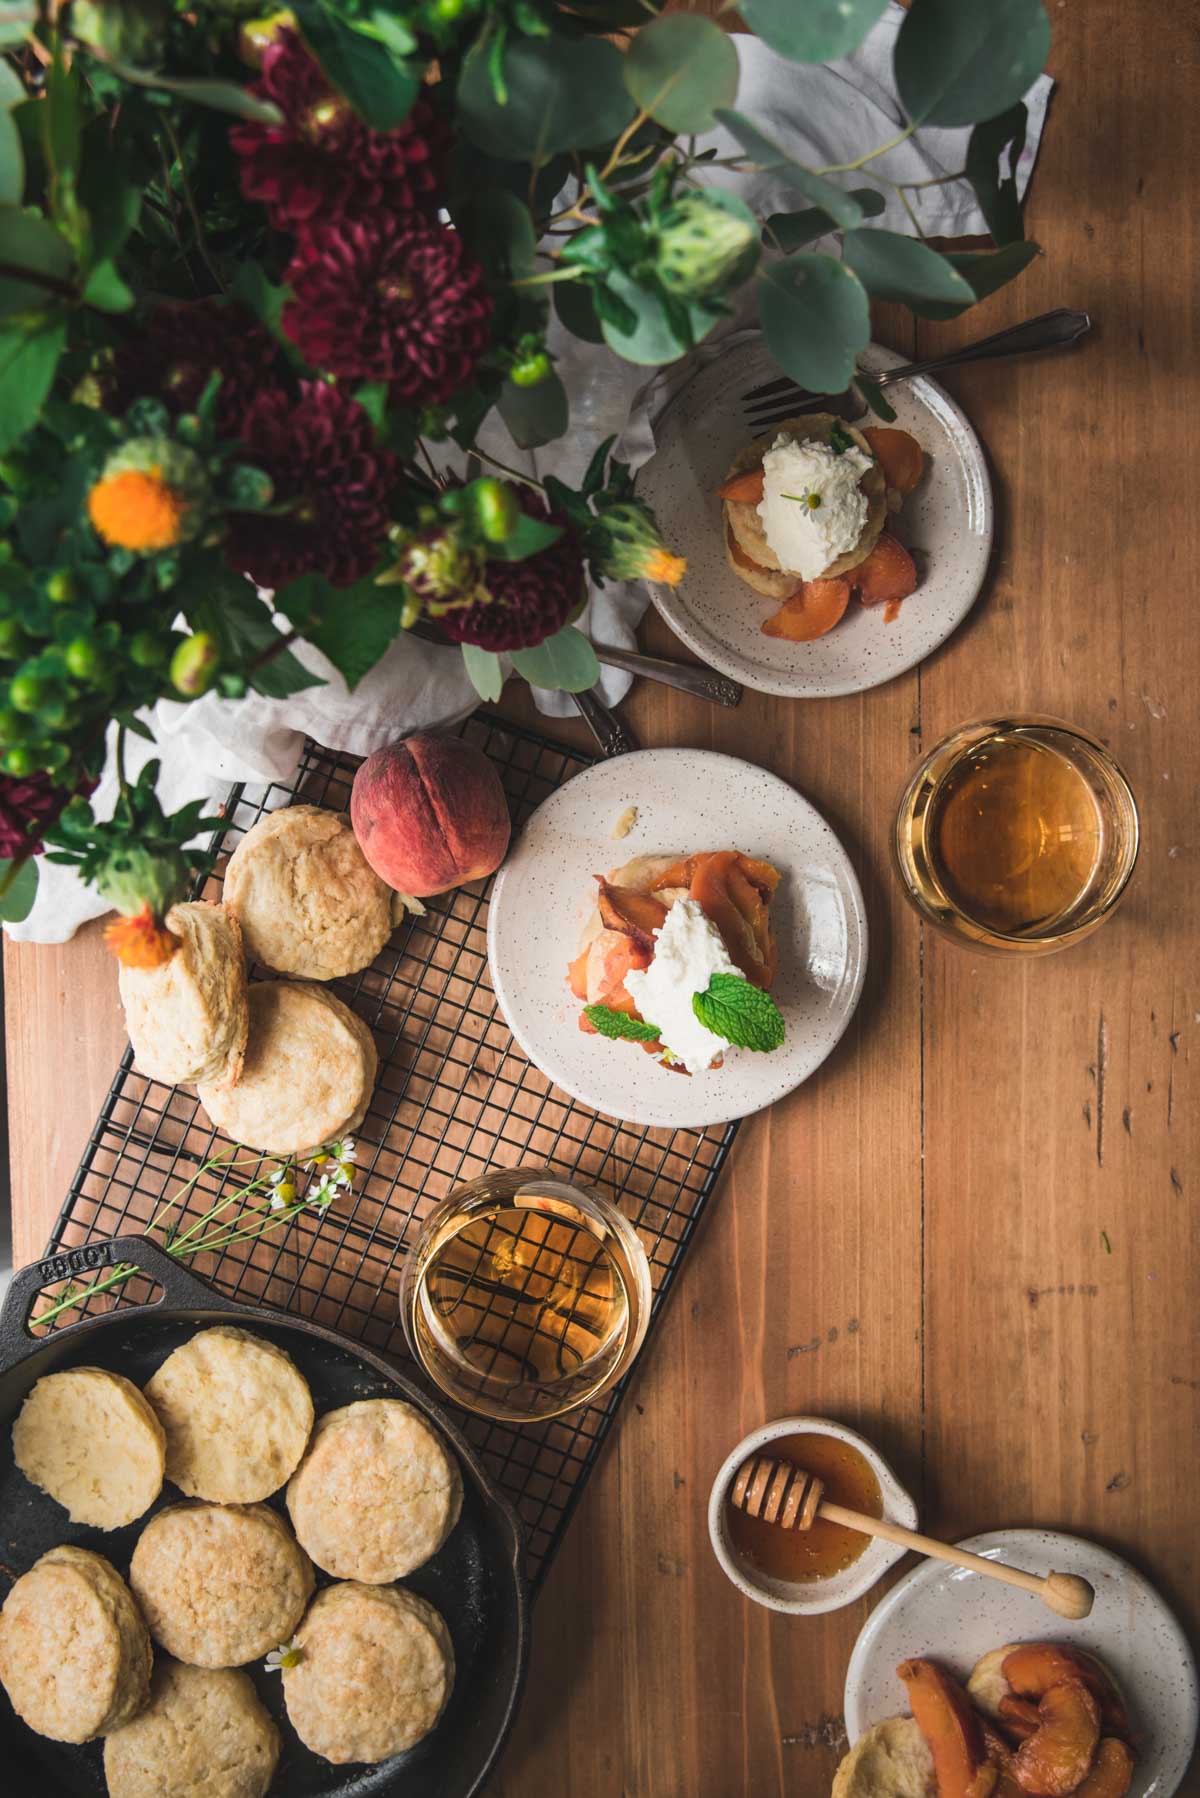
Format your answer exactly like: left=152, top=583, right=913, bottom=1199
left=118, top=805, right=400, bottom=1155
left=0, top=1323, right=464, bottom=1796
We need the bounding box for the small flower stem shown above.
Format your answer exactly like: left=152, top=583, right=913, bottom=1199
left=511, top=267, right=587, bottom=288
left=599, top=108, right=651, bottom=183
left=470, top=446, right=545, bottom=492
left=35, top=1262, right=140, bottom=1328
left=0, top=259, right=77, bottom=299
left=114, top=722, right=128, bottom=800
left=161, top=119, right=227, bottom=297
left=816, top=123, right=917, bottom=175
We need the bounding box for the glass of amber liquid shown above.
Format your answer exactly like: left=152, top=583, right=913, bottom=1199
left=893, top=716, right=1139, bottom=954
left=400, top=1167, right=652, bottom=1423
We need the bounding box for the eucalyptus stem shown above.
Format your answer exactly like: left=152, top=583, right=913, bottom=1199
left=817, top=122, right=917, bottom=175
left=511, top=266, right=587, bottom=288
left=471, top=446, right=545, bottom=492
left=114, top=721, right=129, bottom=799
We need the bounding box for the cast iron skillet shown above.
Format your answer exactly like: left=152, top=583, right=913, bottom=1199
left=0, top=1235, right=530, bottom=1798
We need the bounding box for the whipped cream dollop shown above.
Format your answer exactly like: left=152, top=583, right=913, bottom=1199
left=624, top=896, right=738, bottom=1074
left=756, top=433, right=872, bottom=579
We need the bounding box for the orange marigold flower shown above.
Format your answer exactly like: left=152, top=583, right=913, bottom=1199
left=645, top=547, right=687, bottom=587
left=104, top=903, right=181, bottom=969
left=88, top=468, right=188, bottom=553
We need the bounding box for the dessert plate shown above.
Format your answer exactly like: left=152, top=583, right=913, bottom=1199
left=487, top=748, right=867, bottom=1130
left=638, top=338, right=992, bottom=698
left=844, top=1528, right=1199, bottom=1798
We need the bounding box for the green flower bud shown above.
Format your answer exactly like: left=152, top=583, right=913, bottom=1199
left=3, top=744, right=37, bottom=776
left=0, top=618, right=24, bottom=658
left=170, top=631, right=220, bottom=697
left=509, top=351, right=553, bottom=389
left=586, top=499, right=686, bottom=587
left=468, top=478, right=520, bottom=545
left=45, top=570, right=77, bottom=605
left=395, top=530, right=485, bottom=614
left=95, top=843, right=192, bottom=918
left=0, top=707, right=28, bottom=743
left=129, top=630, right=169, bottom=669
left=655, top=194, right=757, bottom=298
left=8, top=672, right=48, bottom=714
left=72, top=0, right=168, bottom=67
left=64, top=637, right=109, bottom=683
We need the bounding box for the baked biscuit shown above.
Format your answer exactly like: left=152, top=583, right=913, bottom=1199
left=144, top=1325, right=314, bottom=1503
left=224, top=803, right=397, bottom=980
left=966, top=1644, right=1022, bottom=1718
left=723, top=413, right=887, bottom=582
left=0, top=1545, right=151, bottom=1742
left=831, top=1717, right=936, bottom=1798
left=119, top=901, right=248, bottom=1089
left=283, top=1582, right=454, bottom=1764
left=287, top=1398, right=462, bottom=1582
left=196, top=979, right=377, bottom=1156
left=104, top=1660, right=279, bottom=1798
left=130, top=1501, right=314, bottom=1667
left=13, top=1365, right=165, bottom=1529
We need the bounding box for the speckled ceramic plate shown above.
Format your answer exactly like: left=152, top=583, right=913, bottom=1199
left=844, top=1529, right=1199, bottom=1797
left=486, top=748, right=866, bottom=1130
left=638, top=339, right=992, bottom=697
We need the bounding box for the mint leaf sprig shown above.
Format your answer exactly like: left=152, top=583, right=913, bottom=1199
left=584, top=1003, right=661, bottom=1043
left=693, top=973, right=785, bottom=1052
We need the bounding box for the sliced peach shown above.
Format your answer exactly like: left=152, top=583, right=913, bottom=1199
left=649, top=852, right=780, bottom=902
left=1074, top=1738, right=1135, bottom=1798
left=1001, top=1645, right=1130, bottom=1740
left=567, top=947, right=590, bottom=1001
left=864, top=426, right=924, bottom=495
left=981, top=1718, right=1016, bottom=1768
left=761, top=576, right=851, bottom=641
left=1012, top=1681, right=1100, bottom=1796
left=997, top=1696, right=1041, bottom=1743
left=852, top=531, right=918, bottom=606
left=585, top=929, right=651, bottom=1007
left=691, top=849, right=775, bottom=989
left=595, top=878, right=667, bottom=949
left=717, top=467, right=765, bottom=504
left=897, top=1659, right=999, bottom=1798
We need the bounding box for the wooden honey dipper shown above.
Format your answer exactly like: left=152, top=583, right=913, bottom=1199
left=730, top=1454, right=1094, bottom=1619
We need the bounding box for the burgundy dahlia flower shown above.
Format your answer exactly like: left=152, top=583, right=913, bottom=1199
left=224, top=381, right=397, bottom=590
left=108, top=300, right=288, bottom=439
left=231, top=28, right=448, bottom=233
left=282, top=215, right=493, bottom=406
left=0, top=770, right=74, bottom=859
left=436, top=491, right=585, bottom=652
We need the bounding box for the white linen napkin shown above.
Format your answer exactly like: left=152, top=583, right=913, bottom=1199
left=7, top=5, right=1052, bottom=943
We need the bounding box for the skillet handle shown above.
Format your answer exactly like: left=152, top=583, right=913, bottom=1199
left=0, top=1234, right=242, bottom=1376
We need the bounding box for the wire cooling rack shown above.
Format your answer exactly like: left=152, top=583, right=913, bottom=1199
left=40, top=713, right=739, bottom=1587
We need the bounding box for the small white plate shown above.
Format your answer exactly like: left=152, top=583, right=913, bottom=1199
left=486, top=748, right=866, bottom=1130
left=637, top=339, right=992, bottom=698
left=844, top=1529, right=1199, bottom=1798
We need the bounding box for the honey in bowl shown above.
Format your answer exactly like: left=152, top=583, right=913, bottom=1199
left=724, top=1431, right=882, bottom=1582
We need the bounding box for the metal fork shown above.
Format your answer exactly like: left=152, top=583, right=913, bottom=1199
left=742, top=308, right=1092, bottom=429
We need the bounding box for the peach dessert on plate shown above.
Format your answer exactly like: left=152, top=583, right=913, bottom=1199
left=717, top=413, right=924, bottom=641
left=565, top=851, right=785, bottom=1076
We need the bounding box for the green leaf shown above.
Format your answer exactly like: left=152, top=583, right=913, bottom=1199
left=966, top=101, right=1028, bottom=246
left=274, top=572, right=404, bottom=691
left=82, top=259, right=134, bottom=312
left=174, top=557, right=324, bottom=698
left=44, top=31, right=82, bottom=190
left=855, top=370, right=897, bottom=422
left=462, top=643, right=504, bottom=703
left=914, top=240, right=1040, bottom=320
left=352, top=381, right=388, bottom=429
left=0, top=4, right=34, bottom=49
left=584, top=1003, right=661, bottom=1043
left=457, top=33, right=635, bottom=161
left=230, top=260, right=289, bottom=340
left=554, top=273, right=604, bottom=343
left=0, top=316, right=66, bottom=453
left=598, top=268, right=719, bottom=367
left=510, top=624, right=599, bottom=693
left=498, top=367, right=568, bottom=449
left=0, top=60, right=23, bottom=207
left=78, top=133, right=141, bottom=261
left=0, top=205, right=74, bottom=314
left=736, top=0, right=888, bottom=62
left=692, top=972, right=785, bottom=1052
left=0, top=854, right=37, bottom=922
left=712, top=109, right=866, bottom=232
left=104, top=61, right=285, bottom=124
left=758, top=255, right=870, bottom=395
left=842, top=227, right=976, bottom=314
left=488, top=512, right=562, bottom=562
left=291, top=0, right=417, bottom=129
left=894, top=0, right=1051, bottom=129
left=623, top=15, right=738, bottom=134
left=765, top=187, right=885, bottom=252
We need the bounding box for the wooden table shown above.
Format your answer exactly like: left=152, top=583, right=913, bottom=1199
left=6, top=2, right=1198, bottom=1790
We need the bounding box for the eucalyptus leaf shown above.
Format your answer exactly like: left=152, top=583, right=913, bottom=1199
left=457, top=33, right=634, bottom=161
left=737, top=0, right=888, bottom=63
left=854, top=371, right=897, bottom=422
left=554, top=274, right=604, bottom=343
left=915, top=240, right=1040, bottom=318
left=0, top=315, right=67, bottom=453
left=82, top=259, right=134, bottom=312
left=624, top=15, right=738, bottom=135
left=0, top=60, right=20, bottom=106
left=488, top=512, right=562, bottom=562
left=462, top=643, right=505, bottom=703
left=894, top=0, right=1050, bottom=128
left=842, top=228, right=976, bottom=313
left=758, top=256, right=870, bottom=394
left=766, top=186, right=885, bottom=251
left=105, top=61, right=285, bottom=125
left=511, top=624, right=600, bottom=694
left=712, top=109, right=865, bottom=231
left=291, top=0, right=417, bottom=129
left=0, top=205, right=74, bottom=316
left=966, top=101, right=1028, bottom=246
left=498, top=367, right=568, bottom=449
left=0, top=855, right=37, bottom=923
left=0, top=107, right=20, bottom=208
left=0, top=4, right=33, bottom=48
left=599, top=268, right=719, bottom=367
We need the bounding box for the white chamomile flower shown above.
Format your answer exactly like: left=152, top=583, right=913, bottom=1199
left=265, top=1638, right=302, bottom=1673
left=308, top=1174, right=338, bottom=1213
left=268, top=1166, right=297, bottom=1212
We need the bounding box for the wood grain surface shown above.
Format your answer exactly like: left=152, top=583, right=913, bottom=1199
left=5, top=2, right=1198, bottom=1792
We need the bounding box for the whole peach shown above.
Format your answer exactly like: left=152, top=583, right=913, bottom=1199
left=350, top=733, right=511, bottom=897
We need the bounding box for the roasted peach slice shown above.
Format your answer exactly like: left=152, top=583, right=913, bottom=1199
left=1001, top=1645, right=1130, bottom=1740
left=692, top=849, right=776, bottom=988
left=980, top=1718, right=1016, bottom=1768
left=594, top=878, right=667, bottom=949
left=997, top=1696, right=1041, bottom=1743
left=1074, top=1738, right=1135, bottom=1798
left=852, top=531, right=918, bottom=606
left=896, top=1658, right=998, bottom=1798
left=567, top=947, right=590, bottom=1000
left=761, top=576, right=851, bottom=640
left=716, top=467, right=765, bottom=504
left=1011, top=1680, right=1101, bottom=1796
left=863, top=426, right=924, bottom=495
